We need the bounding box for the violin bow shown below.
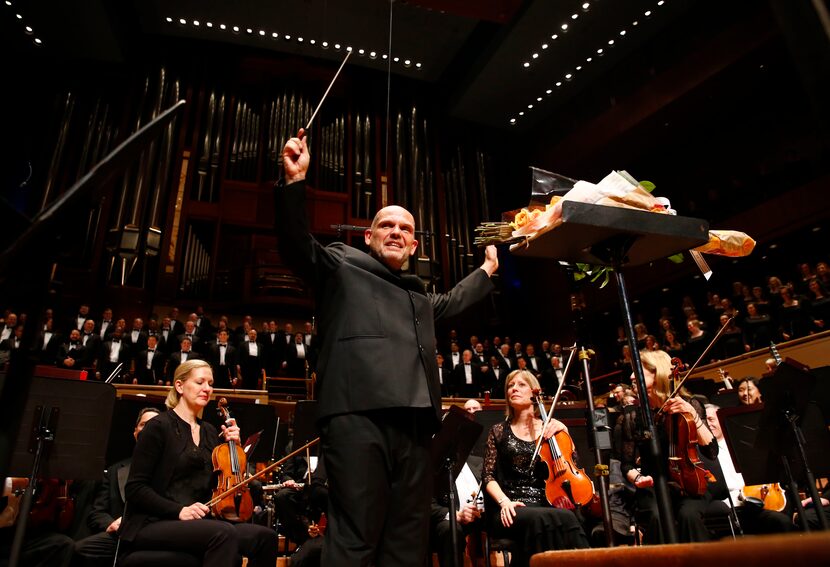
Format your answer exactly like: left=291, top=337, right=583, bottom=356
left=205, top=437, right=319, bottom=507
left=529, top=343, right=577, bottom=465
left=655, top=317, right=733, bottom=417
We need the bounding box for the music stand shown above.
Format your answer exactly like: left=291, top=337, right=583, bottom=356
left=7, top=377, right=116, bottom=567
left=513, top=201, right=709, bottom=543
left=430, top=406, right=483, bottom=567
left=756, top=359, right=830, bottom=530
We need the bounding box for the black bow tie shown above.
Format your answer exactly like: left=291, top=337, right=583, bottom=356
left=148, top=349, right=155, bottom=353
left=219, top=343, right=227, bottom=347
left=186, top=334, right=193, bottom=338
left=112, top=339, right=120, bottom=343
left=70, top=342, right=80, bottom=346
left=84, top=333, right=92, bottom=337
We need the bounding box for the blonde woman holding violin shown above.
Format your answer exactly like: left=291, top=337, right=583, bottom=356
left=620, top=349, right=721, bottom=543
left=119, top=360, right=276, bottom=566
left=482, top=370, right=589, bottom=566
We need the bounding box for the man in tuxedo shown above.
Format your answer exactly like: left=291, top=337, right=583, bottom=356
left=74, top=408, right=160, bottom=565
left=177, top=320, right=202, bottom=355
left=158, top=317, right=176, bottom=354
left=436, top=354, right=450, bottom=397
left=57, top=329, right=87, bottom=370
left=70, top=303, right=90, bottom=333
left=80, top=318, right=102, bottom=367
left=124, top=318, right=148, bottom=359
left=262, top=320, right=283, bottom=377
left=234, top=315, right=254, bottom=345
left=540, top=340, right=553, bottom=361
left=134, top=335, right=166, bottom=385
left=523, top=343, right=544, bottom=375
left=166, top=337, right=202, bottom=382
left=495, top=343, right=514, bottom=374
left=283, top=331, right=309, bottom=378
left=208, top=330, right=238, bottom=389
left=98, top=307, right=115, bottom=340
left=278, top=130, right=498, bottom=566
left=0, top=312, right=16, bottom=344
left=168, top=306, right=184, bottom=338
left=98, top=330, right=131, bottom=381
left=482, top=355, right=505, bottom=397
left=472, top=342, right=488, bottom=365
left=447, top=341, right=462, bottom=370
left=450, top=349, right=484, bottom=399
left=237, top=329, right=265, bottom=389
left=35, top=318, right=61, bottom=365
left=194, top=305, right=214, bottom=338
left=541, top=355, right=566, bottom=395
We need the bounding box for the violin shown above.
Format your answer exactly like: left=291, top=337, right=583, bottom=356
left=531, top=389, right=594, bottom=509
left=664, top=358, right=715, bottom=497
left=741, top=483, right=787, bottom=512
left=210, top=398, right=254, bottom=522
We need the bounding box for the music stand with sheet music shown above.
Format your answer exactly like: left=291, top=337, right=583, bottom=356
left=7, top=377, right=116, bottom=567
left=429, top=405, right=483, bottom=567
left=513, top=201, right=709, bottom=543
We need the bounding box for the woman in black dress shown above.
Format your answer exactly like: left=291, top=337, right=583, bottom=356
left=120, top=360, right=277, bottom=566
left=483, top=370, right=589, bottom=565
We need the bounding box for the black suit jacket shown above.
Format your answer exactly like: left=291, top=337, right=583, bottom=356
left=208, top=342, right=238, bottom=388
left=80, top=333, right=102, bottom=365
left=283, top=341, right=309, bottom=377
left=166, top=351, right=203, bottom=381
left=135, top=349, right=167, bottom=385
left=88, top=458, right=130, bottom=532
left=450, top=362, right=483, bottom=398
left=57, top=342, right=87, bottom=369
left=122, top=411, right=219, bottom=542
left=35, top=331, right=62, bottom=365
left=277, top=180, right=494, bottom=428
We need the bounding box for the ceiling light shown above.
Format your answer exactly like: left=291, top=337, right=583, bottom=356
left=403, top=59, right=411, bottom=67
left=24, top=25, right=32, bottom=33
left=632, top=20, right=639, bottom=26
left=509, top=118, right=516, bottom=124
left=369, top=50, right=377, bottom=58
left=334, top=43, right=340, bottom=49
left=272, top=32, right=278, bottom=38
left=232, top=26, right=239, bottom=32
left=541, top=43, right=548, bottom=49
left=561, top=23, right=568, bottom=31
left=537, top=97, right=542, bottom=102
left=415, top=62, right=422, bottom=68
left=551, top=34, right=558, bottom=40
left=519, top=111, right=525, bottom=116
left=298, top=36, right=304, bottom=42
left=586, top=57, right=592, bottom=62
left=657, top=0, right=665, bottom=5
left=393, top=56, right=399, bottom=62
left=33, top=37, right=42, bottom=45
left=527, top=104, right=533, bottom=109
left=179, top=18, right=186, bottom=25
left=546, top=89, right=552, bottom=94
left=556, top=81, right=562, bottom=86
left=582, top=2, right=590, bottom=9
left=346, top=46, right=353, bottom=52
left=571, top=13, right=579, bottom=20
left=165, top=17, right=173, bottom=23
left=259, top=30, right=265, bottom=36
left=246, top=28, right=253, bottom=34
left=220, top=24, right=227, bottom=30
left=193, top=20, right=200, bottom=26
left=608, top=39, right=615, bottom=45
left=565, top=73, right=572, bottom=79
left=620, top=29, right=626, bottom=36
left=15, top=13, right=22, bottom=19
left=5, top=1, right=12, bottom=5
left=310, top=39, right=316, bottom=44
left=321, top=41, right=328, bottom=47
left=382, top=53, right=388, bottom=59
left=645, top=10, right=652, bottom=16
left=206, top=22, right=213, bottom=28
left=523, top=62, right=530, bottom=68
left=358, top=48, right=365, bottom=55
left=597, top=48, right=603, bottom=54
left=532, top=53, right=539, bottom=59
left=285, top=34, right=292, bottom=39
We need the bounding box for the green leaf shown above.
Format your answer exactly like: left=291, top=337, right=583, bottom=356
left=573, top=272, right=586, bottom=281
left=640, top=180, right=656, bottom=192
left=600, top=271, right=610, bottom=289
left=668, top=253, right=684, bottom=264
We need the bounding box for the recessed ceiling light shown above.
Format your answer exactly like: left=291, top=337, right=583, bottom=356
left=393, top=56, right=399, bottom=62
left=608, top=39, right=615, bottom=45
left=322, top=41, right=328, bottom=47
left=556, top=81, right=562, bottom=86
left=527, top=104, right=533, bottom=109
left=536, top=97, right=542, bottom=102
left=769, top=243, right=778, bottom=249
left=232, top=26, right=239, bottom=32
left=179, top=18, right=186, bottom=24
left=346, top=46, right=353, bottom=51
left=571, top=13, right=578, bottom=20
left=620, top=29, right=627, bottom=36
left=415, top=62, right=422, bottom=68
left=246, top=28, right=253, bottom=34
left=206, top=22, right=213, bottom=28
left=24, top=25, right=32, bottom=33
left=561, top=23, right=568, bottom=30
left=309, top=39, right=316, bottom=44
left=510, top=118, right=516, bottom=124
left=334, top=42, right=340, bottom=49
left=519, top=111, right=525, bottom=116
left=220, top=24, right=227, bottom=30
left=523, top=62, right=530, bottom=68
left=546, top=89, right=552, bottom=94
left=285, top=34, right=292, bottom=40
left=657, top=0, right=665, bottom=5
left=632, top=20, right=639, bottom=26
left=565, top=73, right=572, bottom=79
left=812, top=226, right=821, bottom=232
left=259, top=30, right=265, bottom=36
left=15, top=13, right=22, bottom=19
left=165, top=17, right=172, bottom=23
left=575, top=66, right=582, bottom=71
left=541, top=43, right=548, bottom=49
left=597, top=48, right=604, bottom=54
left=272, top=32, right=278, bottom=38
left=5, top=1, right=13, bottom=6
left=586, top=57, right=592, bottom=62
left=645, top=10, right=652, bottom=16
left=34, top=37, right=42, bottom=45
left=359, top=48, right=365, bottom=55
left=193, top=20, right=200, bottom=26
left=582, top=2, right=590, bottom=9
left=369, top=50, right=377, bottom=58
left=532, top=53, right=539, bottom=59
left=382, top=54, right=388, bottom=59
left=298, top=36, right=304, bottom=42
left=551, top=34, right=558, bottom=40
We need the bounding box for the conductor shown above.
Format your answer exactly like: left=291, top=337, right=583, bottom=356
left=277, top=128, right=499, bottom=566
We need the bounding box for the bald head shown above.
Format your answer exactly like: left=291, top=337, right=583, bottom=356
left=365, top=205, right=418, bottom=271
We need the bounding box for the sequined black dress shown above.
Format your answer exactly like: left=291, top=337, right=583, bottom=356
left=483, top=420, right=589, bottom=565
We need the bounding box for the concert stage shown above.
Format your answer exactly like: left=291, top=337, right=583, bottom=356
left=530, top=532, right=829, bottom=566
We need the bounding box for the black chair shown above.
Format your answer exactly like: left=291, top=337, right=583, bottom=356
left=482, top=533, right=514, bottom=567
left=119, top=550, right=203, bottom=567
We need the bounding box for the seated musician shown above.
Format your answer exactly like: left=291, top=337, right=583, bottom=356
left=271, top=444, right=315, bottom=548
left=703, top=404, right=793, bottom=534
left=736, top=377, right=762, bottom=405
left=620, top=350, right=719, bottom=543
left=284, top=458, right=328, bottom=567
left=119, top=360, right=277, bottom=565
left=483, top=370, right=589, bottom=567
left=73, top=407, right=160, bottom=566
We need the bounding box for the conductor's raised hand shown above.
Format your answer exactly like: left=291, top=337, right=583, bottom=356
left=282, top=128, right=310, bottom=184
left=480, top=245, right=499, bottom=277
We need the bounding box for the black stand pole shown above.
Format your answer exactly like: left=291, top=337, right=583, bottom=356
left=445, top=456, right=460, bottom=567
left=781, top=454, right=810, bottom=532
left=9, top=406, right=55, bottom=567
left=786, top=410, right=829, bottom=530
left=577, top=347, right=614, bottom=547
left=614, top=267, right=678, bottom=543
